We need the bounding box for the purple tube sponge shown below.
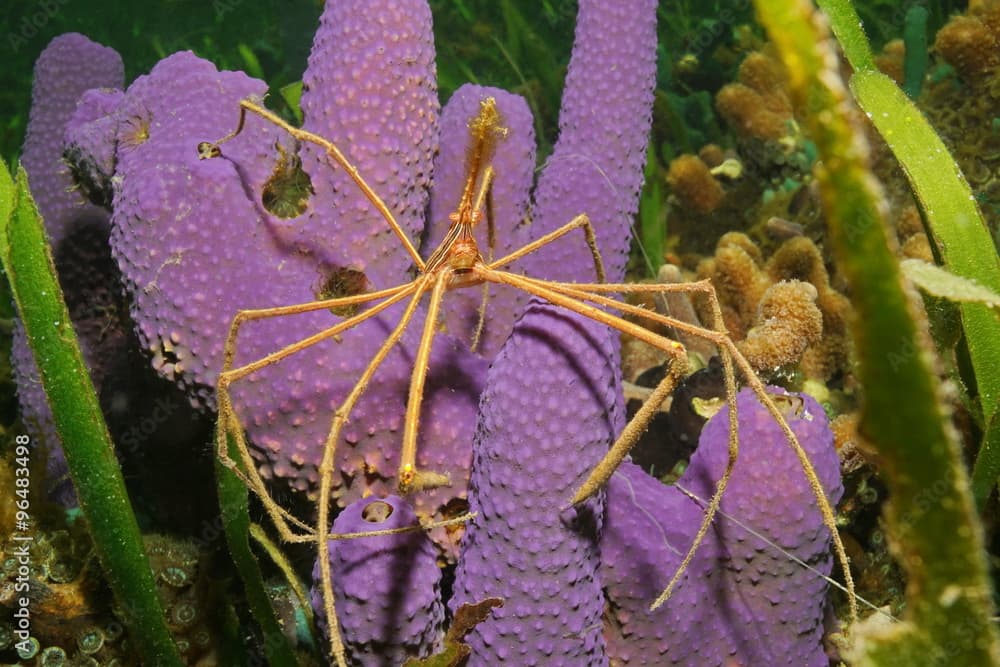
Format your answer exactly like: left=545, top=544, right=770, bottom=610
left=20, top=33, right=123, bottom=244
left=451, top=303, right=624, bottom=666
left=523, top=0, right=658, bottom=284
left=12, top=33, right=124, bottom=505
left=294, top=0, right=439, bottom=288
left=107, top=50, right=308, bottom=406
left=601, top=389, right=842, bottom=666
left=450, top=0, right=656, bottom=662
left=106, top=50, right=442, bottom=505
left=312, top=495, right=444, bottom=665
left=599, top=461, right=705, bottom=666
left=71, top=0, right=653, bottom=555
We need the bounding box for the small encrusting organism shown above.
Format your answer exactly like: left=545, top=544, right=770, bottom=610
left=142, top=534, right=217, bottom=661
left=63, top=86, right=125, bottom=209
left=312, top=496, right=444, bottom=666
left=601, top=389, right=842, bottom=666
left=12, top=33, right=124, bottom=505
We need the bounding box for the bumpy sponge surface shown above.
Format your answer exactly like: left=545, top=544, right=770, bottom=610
left=451, top=302, right=624, bottom=666
left=602, top=389, right=841, bottom=666
left=311, top=495, right=444, bottom=666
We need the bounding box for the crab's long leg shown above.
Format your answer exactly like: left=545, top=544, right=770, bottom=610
left=509, top=278, right=740, bottom=615
left=217, top=283, right=418, bottom=541
left=477, top=270, right=737, bottom=621
left=325, top=511, right=478, bottom=542
left=507, top=275, right=857, bottom=623
left=200, top=99, right=425, bottom=272
left=469, top=167, right=497, bottom=352
left=222, top=284, right=418, bottom=386
left=314, top=274, right=436, bottom=667
left=477, top=269, right=702, bottom=494
left=487, top=212, right=605, bottom=283
left=399, top=268, right=454, bottom=493
left=220, top=283, right=415, bottom=372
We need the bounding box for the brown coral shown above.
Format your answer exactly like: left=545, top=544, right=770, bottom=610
left=716, top=83, right=789, bottom=141
left=875, top=39, right=906, bottom=85
left=698, top=143, right=725, bottom=168
left=737, top=50, right=792, bottom=113
left=893, top=204, right=934, bottom=262
left=716, top=47, right=796, bottom=144
left=667, top=153, right=726, bottom=214
left=694, top=233, right=851, bottom=381
left=934, top=14, right=1000, bottom=86
left=697, top=232, right=770, bottom=337
left=767, top=236, right=849, bottom=334
left=765, top=236, right=851, bottom=379
left=738, top=280, right=823, bottom=370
